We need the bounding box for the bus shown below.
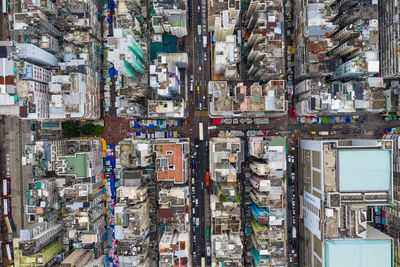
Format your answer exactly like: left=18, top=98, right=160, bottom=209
left=3, top=178, right=10, bottom=196
left=201, top=257, right=205, bottom=267
left=199, top=123, right=204, bottom=141
left=3, top=198, right=11, bottom=215
left=5, top=216, right=14, bottom=233
left=206, top=227, right=210, bottom=238
left=205, top=171, right=210, bottom=187
left=5, top=243, right=13, bottom=262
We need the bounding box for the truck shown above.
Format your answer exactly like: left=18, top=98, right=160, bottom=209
left=205, top=171, right=210, bottom=187
left=206, top=246, right=211, bottom=257
left=318, top=131, right=329, bottom=136
left=292, top=226, right=297, bottom=238
left=203, top=36, right=207, bottom=48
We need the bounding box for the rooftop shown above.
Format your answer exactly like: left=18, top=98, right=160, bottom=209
left=338, top=150, right=391, bottom=192
left=154, top=139, right=188, bottom=184
left=58, top=153, right=87, bottom=178
left=325, top=238, right=392, bottom=267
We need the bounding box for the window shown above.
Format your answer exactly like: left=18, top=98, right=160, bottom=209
left=168, top=165, right=175, bottom=170
left=166, top=151, right=174, bottom=155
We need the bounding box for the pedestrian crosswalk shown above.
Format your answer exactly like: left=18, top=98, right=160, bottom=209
left=194, top=110, right=208, bottom=117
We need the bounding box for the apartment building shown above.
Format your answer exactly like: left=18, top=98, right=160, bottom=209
left=209, top=137, right=244, bottom=183
left=208, top=0, right=240, bottom=35
left=151, top=0, right=187, bottom=37
left=114, top=185, right=151, bottom=267
left=209, top=81, right=287, bottom=118
left=382, top=133, right=400, bottom=267
left=213, top=35, right=239, bottom=80
left=119, top=139, right=153, bottom=168
left=154, top=138, right=190, bottom=184
left=209, top=137, right=244, bottom=266
left=245, top=0, right=284, bottom=81
left=159, top=231, right=191, bottom=267
left=295, top=77, right=386, bottom=116
left=247, top=137, right=286, bottom=266
left=0, top=43, right=100, bottom=120
left=298, top=138, right=394, bottom=267
left=61, top=250, right=94, bottom=267
left=14, top=240, right=63, bottom=267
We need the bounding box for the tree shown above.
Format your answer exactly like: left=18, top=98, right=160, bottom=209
left=80, top=123, right=103, bottom=136
left=62, top=121, right=79, bottom=138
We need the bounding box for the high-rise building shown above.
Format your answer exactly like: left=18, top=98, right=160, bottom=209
left=298, top=138, right=394, bottom=267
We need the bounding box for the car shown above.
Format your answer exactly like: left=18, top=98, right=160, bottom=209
left=31, top=123, right=36, bottom=131
left=354, top=128, right=362, bottom=134
left=198, top=65, right=202, bottom=73
left=202, top=94, right=206, bottom=102
left=292, top=217, right=296, bottom=224
left=197, top=85, right=200, bottom=94
left=192, top=187, right=195, bottom=194
left=341, top=129, right=350, bottom=134
left=197, top=4, right=200, bottom=12
left=199, top=103, right=203, bottom=110
left=193, top=208, right=195, bottom=214
left=189, top=50, right=193, bottom=57
left=190, top=75, right=193, bottom=83
left=204, top=52, right=207, bottom=61
left=288, top=227, right=292, bottom=233
left=310, top=131, right=316, bottom=135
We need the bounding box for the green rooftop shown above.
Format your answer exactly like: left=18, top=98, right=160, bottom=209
left=250, top=218, right=268, bottom=233
left=59, top=153, right=87, bottom=178
left=149, top=35, right=177, bottom=60
left=270, top=137, right=286, bottom=147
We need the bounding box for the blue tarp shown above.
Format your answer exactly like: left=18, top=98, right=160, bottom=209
left=110, top=178, right=115, bottom=194
left=141, top=125, right=146, bottom=130
left=134, top=121, right=140, bottom=128
left=345, top=117, right=351, bottom=123
left=136, top=132, right=141, bottom=136
left=149, top=124, right=154, bottom=129
left=107, top=17, right=113, bottom=24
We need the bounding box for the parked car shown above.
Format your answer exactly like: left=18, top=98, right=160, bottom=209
left=354, top=128, right=362, bottom=134
left=341, top=129, right=350, bottom=134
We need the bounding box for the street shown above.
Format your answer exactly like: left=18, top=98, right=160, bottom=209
left=189, top=0, right=210, bottom=264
